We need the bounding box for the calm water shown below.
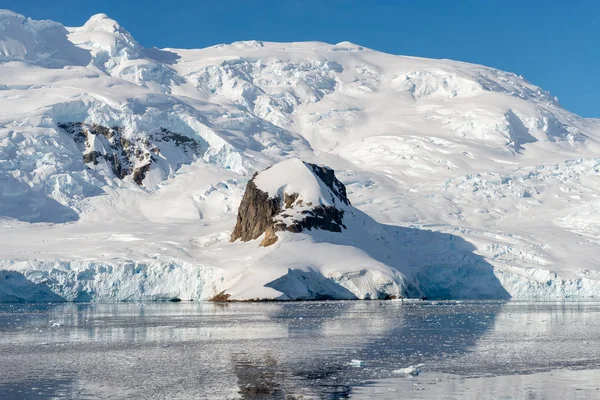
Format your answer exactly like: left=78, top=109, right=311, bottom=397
left=0, top=301, right=599, bottom=399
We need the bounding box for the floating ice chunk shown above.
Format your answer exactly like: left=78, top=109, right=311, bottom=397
left=393, top=364, right=423, bottom=376
left=108, top=234, right=142, bottom=242
left=391, top=298, right=423, bottom=303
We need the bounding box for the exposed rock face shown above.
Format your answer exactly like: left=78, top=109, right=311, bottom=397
left=59, top=122, right=199, bottom=185
left=230, top=177, right=281, bottom=245
left=230, top=160, right=350, bottom=246
left=308, top=164, right=350, bottom=207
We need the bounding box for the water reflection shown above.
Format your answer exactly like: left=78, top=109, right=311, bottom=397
left=233, top=352, right=288, bottom=399
left=0, top=376, right=79, bottom=399
left=0, top=301, right=599, bottom=399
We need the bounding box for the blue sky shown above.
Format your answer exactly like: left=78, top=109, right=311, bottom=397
left=5, top=0, right=599, bottom=117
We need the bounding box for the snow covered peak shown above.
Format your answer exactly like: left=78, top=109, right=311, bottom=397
left=0, top=10, right=142, bottom=70
left=333, top=41, right=366, bottom=51
left=85, top=13, right=112, bottom=24
left=0, top=9, right=89, bottom=67
left=68, top=12, right=140, bottom=62
left=0, top=9, right=23, bottom=19
left=253, top=158, right=348, bottom=208
left=79, top=12, right=132, bottom=37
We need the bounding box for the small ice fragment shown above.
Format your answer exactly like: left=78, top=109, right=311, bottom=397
left=349, top=359, right=364, bottom=367
left=393, top=364, right=423, bottom=376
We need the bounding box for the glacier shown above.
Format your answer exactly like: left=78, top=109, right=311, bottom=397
left=2, top=10, right=600, bottom=301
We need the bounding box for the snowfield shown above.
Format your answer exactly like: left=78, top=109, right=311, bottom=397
left=2, top=10, right=600, bottom=301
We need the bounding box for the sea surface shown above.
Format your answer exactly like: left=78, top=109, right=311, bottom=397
left=0, top=300, right=599, bottom=399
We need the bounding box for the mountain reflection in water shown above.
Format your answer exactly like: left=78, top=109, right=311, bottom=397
left=0, top=301, right=599, bottom=399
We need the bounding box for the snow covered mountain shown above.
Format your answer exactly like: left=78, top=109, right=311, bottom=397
left=2, top=10, right=600, bottom=301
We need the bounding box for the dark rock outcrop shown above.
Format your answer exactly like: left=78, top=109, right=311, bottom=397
left=230, top=177, right=281, bottom=245
left=230, top=161, right=350, bottom=247
left=209, top=291, right=232, bottom=302
left=58, top=122, right=199, bottom=186
left=307, top=163, right=350, bottom=206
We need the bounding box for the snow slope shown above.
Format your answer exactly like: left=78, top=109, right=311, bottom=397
left=1, top=10, right=600, bottom=301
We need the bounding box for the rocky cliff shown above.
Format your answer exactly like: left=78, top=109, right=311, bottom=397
left=59, top=122, right=200, bottom=186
